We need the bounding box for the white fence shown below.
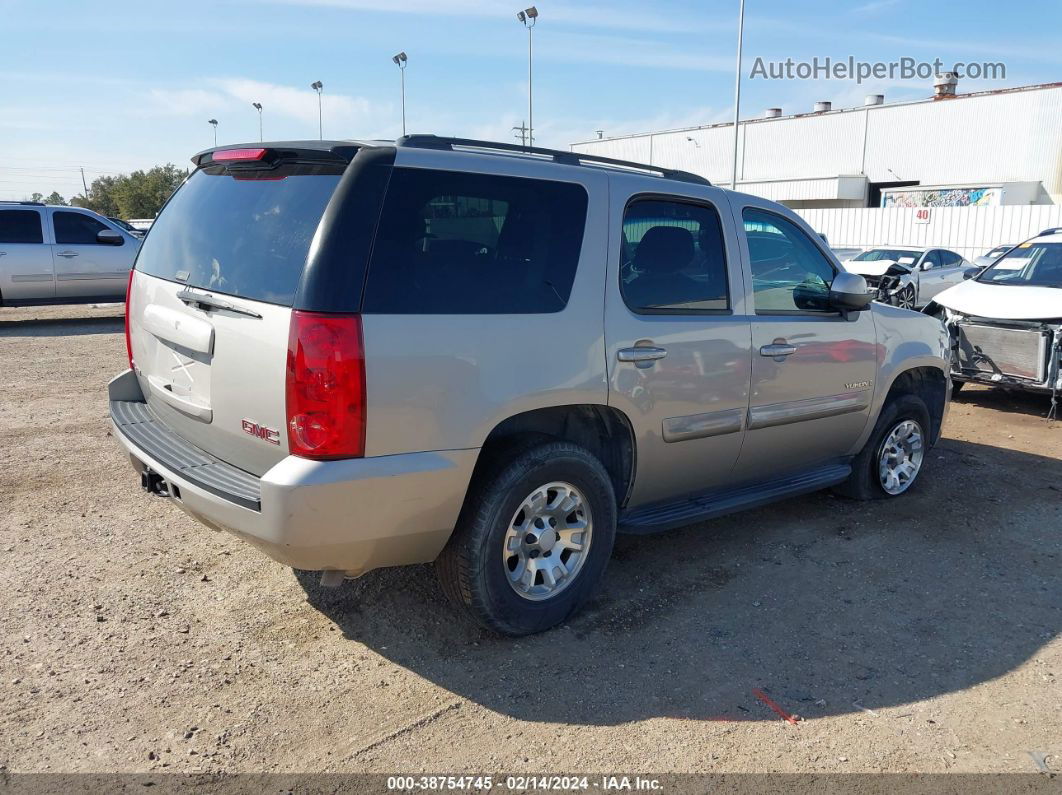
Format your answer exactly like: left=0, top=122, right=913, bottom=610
left=795, top=205, right=1062, bottom=259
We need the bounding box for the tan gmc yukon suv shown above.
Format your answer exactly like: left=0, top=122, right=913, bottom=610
left=110, top=136, right=950, bottom=635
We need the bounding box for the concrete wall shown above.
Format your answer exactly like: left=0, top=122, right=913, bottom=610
left=795, top=205, right=1062, bottom=259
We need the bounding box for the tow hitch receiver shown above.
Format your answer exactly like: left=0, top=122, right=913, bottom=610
left=141, top=468, right=170, bottom=498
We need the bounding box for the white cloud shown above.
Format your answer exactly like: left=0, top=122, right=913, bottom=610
left=146, top=78, right=388, bottom=136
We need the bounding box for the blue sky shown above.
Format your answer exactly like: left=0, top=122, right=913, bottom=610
left=2, top=0, right=1060, bottom=200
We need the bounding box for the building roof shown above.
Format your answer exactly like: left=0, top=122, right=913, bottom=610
left=571, top=81, right=1062, bottom=146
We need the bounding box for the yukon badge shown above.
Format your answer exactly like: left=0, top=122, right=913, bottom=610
left=241, top=419, right=280, bottom=445
left=845, top=380, right=872, bottom=390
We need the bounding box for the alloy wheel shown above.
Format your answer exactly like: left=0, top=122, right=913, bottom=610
left=878, top=419, right=925, bottom=495
left=502, top=481, right=593, bottom=601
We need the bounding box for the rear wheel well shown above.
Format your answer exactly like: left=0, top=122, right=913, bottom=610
left=884, top=367, right=947, bottom=443
left=474, top=405, right=636, bottom=507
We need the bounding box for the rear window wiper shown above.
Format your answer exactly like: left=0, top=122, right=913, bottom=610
left=176, top=288, right=263, bottom=318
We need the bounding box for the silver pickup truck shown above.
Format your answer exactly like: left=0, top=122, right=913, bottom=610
left=109, top=136, right=950, bottom=635
left=0, top=202, right=140, bottom=304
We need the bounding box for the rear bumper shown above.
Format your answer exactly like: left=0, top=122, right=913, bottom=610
left=108, top=370, right=478, bottom=575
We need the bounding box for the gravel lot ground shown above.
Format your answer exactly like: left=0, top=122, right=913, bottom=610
left=1, top=303, right=1060, bottom=776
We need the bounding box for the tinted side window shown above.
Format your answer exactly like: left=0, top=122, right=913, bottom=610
left=923, top=250, right=943, bottom=269
left=0, top=210, right=44, bottom=244
left=363, top=168, right=588, bottom=314
left=743, top=208, right=836, bottom=313
left=54, top=211, right=108, bottom=244
left=621, top=199, right=729, bottom=313
left=940, top=250, right=963, bottom=267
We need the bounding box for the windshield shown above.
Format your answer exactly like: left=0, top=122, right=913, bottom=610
left=977, top=242, right=1062, bottom=288
left=852, top=248, right=920, bottom=263
left=985, top=245, right=1013, bottom=259
left=135, top=163, right=343, bottom=306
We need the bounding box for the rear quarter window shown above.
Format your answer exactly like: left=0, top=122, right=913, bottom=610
left=363, top=168, right=589, bottom=314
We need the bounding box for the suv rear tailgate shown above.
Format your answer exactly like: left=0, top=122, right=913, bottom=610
left=127, top=149, right=349, bottom=477
left=129, top=272, right=292, bottom=476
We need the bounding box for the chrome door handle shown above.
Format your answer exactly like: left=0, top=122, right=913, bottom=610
left=617, top=346, right=668, bottom=364
left=56, top=251, right=79, bottom=258
left=760, top=343, right=797, bottom=358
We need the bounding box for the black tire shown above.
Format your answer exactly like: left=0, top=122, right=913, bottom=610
left=833, top=393, right=932, bottom=501
left=436, top=440, right=617, bottom=636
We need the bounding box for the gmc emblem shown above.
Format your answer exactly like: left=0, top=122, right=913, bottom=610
left=241, top=419, right=280, bottom=445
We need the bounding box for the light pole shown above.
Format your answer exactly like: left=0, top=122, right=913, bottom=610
left=208, top=118, right=218, bottom=147
left=392, top=52, right=408, bottom=136
left=730, top=0, right=745, bottom=189
left=310, top=81, right=323, bottom=139
left=516, top=7, right=538, bottom=148
left=252, top=102, right=263, bottom=142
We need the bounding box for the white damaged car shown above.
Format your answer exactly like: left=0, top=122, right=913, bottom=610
left=930, top=228, right=1062, bottom=410
left=843, top=247, right=970, bottom=310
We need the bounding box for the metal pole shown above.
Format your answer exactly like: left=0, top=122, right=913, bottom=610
left=318, top=91, right=323, bottom=140
left=528, top=24, right=533, bottom=147
left=213, top=127, right=217, bottom=147
left=258, top=110, right=263, bottom=142
left=400, top=67, right=406, bottom=136
left=731, top=0, right=745, bottom=189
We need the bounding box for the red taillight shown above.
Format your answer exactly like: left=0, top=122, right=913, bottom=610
left=124, top=269, right=135, bottom=369
left=212, top=147, right=267, bottom=162
left=285, top=311, right=365, bottom=459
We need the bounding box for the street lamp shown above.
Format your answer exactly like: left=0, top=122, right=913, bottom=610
left=516, top=7, right=538, bottom=149
left=252, top=102, right=263, bottom=142
left=730, top=0, right=745, bottom=189
left=310, top=81, right=323, bottom=140
left=208, top=118, right=218, bottom=147
left=392, top=52, right=408, bottom=137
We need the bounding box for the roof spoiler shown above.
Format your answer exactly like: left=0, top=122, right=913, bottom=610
left=1038, top=227, right=1062, bottom=236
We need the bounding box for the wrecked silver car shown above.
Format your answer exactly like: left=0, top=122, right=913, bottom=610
left=930, top=229, right=1062, bottom=416
left=843, top=247, right=969, bottom=310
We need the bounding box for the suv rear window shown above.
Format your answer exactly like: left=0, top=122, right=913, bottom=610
left=135, top=164, right=343, bottom=306
left=363, top=168, right=588, bottom=314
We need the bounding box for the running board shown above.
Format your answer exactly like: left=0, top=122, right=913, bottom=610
left=618, top=461, right=852, bottom=535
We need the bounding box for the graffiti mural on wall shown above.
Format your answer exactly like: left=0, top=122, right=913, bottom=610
left=881, top=187, right=1002, bottom=208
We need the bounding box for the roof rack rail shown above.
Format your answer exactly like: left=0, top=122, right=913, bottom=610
left=396, top=134, right=711, bottom=187
left=1038, top=227, right=1062, bottom=236
left=0, top=200, right=44, bottom=206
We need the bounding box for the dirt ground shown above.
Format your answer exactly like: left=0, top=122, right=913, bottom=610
left=1, top=303, right=1060, bottom=776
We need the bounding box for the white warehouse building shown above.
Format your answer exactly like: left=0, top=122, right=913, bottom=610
left=570, top=80, right=1062, bottom=210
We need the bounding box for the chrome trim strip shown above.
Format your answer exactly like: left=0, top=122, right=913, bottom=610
left=56, top=271, right=128, bottom=281
left=11, top=274, right=54, bottom=283
left=662, top=407, right=745, bottom=443
left=748, top=391, right=869, bottom=430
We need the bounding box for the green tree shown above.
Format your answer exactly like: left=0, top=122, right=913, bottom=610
left=71, top=175, right=120, bottom=217
left=70, top=164, right=188, bottom=219
left=44, top=191, right=67, bottom=206
left=110, top=164, right=188, bottom=218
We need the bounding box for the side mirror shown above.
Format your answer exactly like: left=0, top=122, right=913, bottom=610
left=97, top=229, right=124, bottom=246
left=963, top=268, right=977, bottom=280
left=828, top=271, right=873, bottom=311
left=921, top=261, right=935, bottom=271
